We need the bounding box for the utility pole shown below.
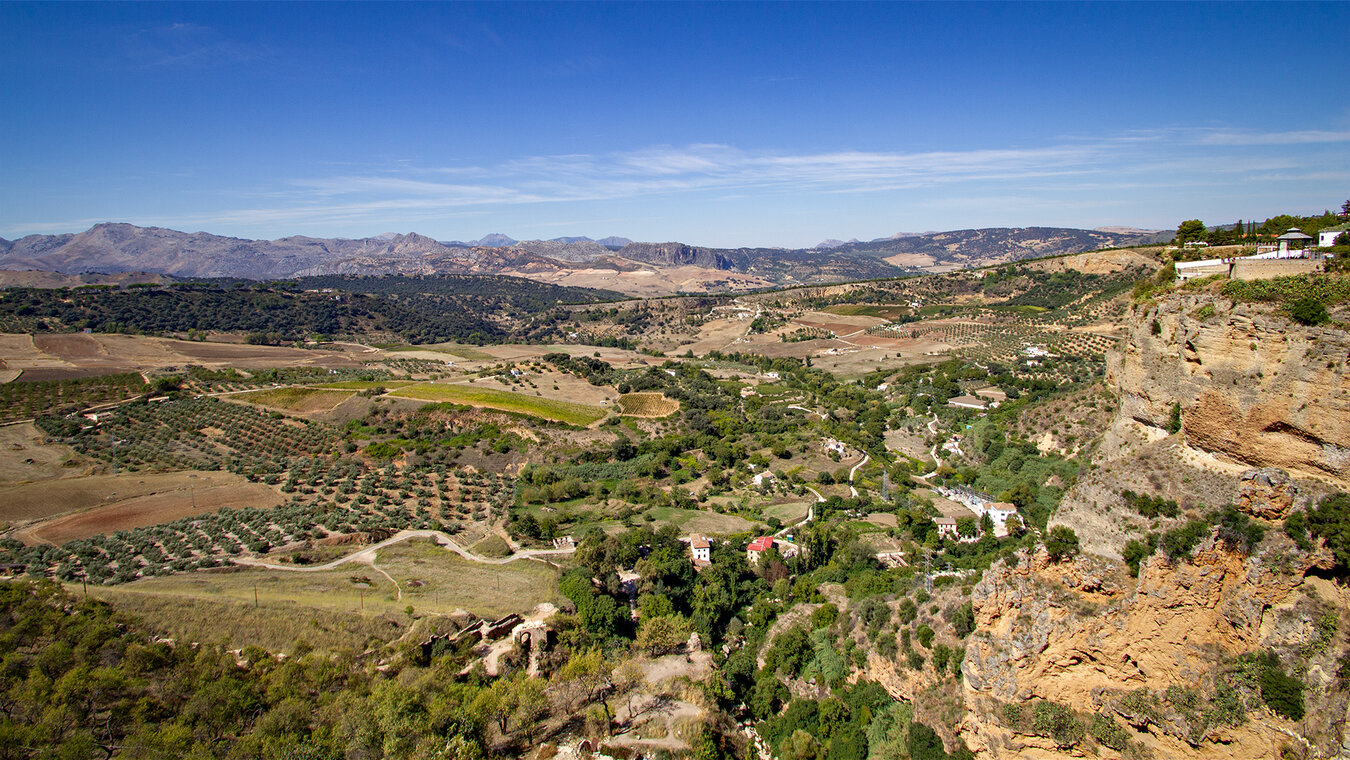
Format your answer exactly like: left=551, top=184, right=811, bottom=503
left=253, top=583, right=258, bottom=609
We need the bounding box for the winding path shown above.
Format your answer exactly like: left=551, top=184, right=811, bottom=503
left=847, top=453, right=870, bottom=498
left=231, top=529, right=577, bottom=577
left=914, top=413, right=942, bottom=481
left=786, top=404, right=826, bottom=420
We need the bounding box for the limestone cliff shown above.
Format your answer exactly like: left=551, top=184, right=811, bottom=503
left=959, top=542, right=1348, bottom=759
left=1106, top=293, right=1350, bottom=484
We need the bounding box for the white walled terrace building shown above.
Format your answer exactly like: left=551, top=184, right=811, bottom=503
left=935, top=486, right=1021, bottom=537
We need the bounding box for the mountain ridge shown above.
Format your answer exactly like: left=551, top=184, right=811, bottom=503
left=0, top=222, right=1164, bottom=288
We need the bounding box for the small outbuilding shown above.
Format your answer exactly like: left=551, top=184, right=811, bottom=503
left=1276, top=228, right=1314, bottom=256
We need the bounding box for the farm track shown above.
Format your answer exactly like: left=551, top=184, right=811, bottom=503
left=232, top=529, right=576, bottom=575
left=848, top=453, right=870, bottom=498
left=915, top=414, right=942, bottom=481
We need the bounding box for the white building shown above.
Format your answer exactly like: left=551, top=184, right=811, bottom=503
left=689, top=534, right=712, bottom=564
left=1321, top=224, right=1350, bottom=248
left=947, top=395, right=988, bottom=411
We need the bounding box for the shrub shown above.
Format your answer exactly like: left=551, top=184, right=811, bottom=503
left=1088, top=713, right=1130, bottom=751
left=1032, top=701, right=1084, bottom=747
left=950, top=602, right=975, bottom=638
left=1215, top=504, right=1265, bottom=554
left=1284, top=510, right=1312, bottom=551
left=1158, top=519, right=1208, bottom=561
left=1306, top=492, right=1350, bottom=572
left=1121, top=489, right=1179, bottom=518
left=1122, top=538, right=1153, bottom=577
left=916, top=624, right=935, bottom=649
left=1045, top=526, right=1080, bottom=562
left=1238, top=651, right=1305, bottom=721
left=1290, top=296, right=1329, bottom=326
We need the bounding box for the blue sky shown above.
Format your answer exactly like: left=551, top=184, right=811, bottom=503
left=2, top=2, right=1348, bottom=248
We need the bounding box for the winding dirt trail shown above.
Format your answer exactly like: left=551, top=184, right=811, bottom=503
left=915, top=413, right=942, bottom=481
left=231, top=529, right=576, bottom=577
left=848, top=453, right=870, bottom=498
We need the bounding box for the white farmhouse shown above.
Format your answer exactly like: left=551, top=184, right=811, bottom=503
left=689, top=534, right=713, bottom=565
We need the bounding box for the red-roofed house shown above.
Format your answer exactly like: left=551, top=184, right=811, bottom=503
left=747, top=536, right=775, bottom=559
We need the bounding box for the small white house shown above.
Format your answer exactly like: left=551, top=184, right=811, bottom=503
left=690, top=534, right=712, bottom=564
left=978, top=502, right=1020, bottom=537
left=1321, top=224, right=1350, bottom=248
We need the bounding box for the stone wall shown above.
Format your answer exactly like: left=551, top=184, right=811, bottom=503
left=1230, top=257, right=1322, bottom=280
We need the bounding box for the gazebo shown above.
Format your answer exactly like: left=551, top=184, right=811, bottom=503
left=1277, top=227, right=1314, bottom=255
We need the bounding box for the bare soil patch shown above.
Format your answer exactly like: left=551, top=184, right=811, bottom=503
left=3, top=471, right=279, bottom=538
left=884, top=429, right=931, bottom=461
left=883, top=252, right=939, bottom=268
left=33, top=334, right=105, bottom=358
left=677, top=317, right=749, bottom=356
left=504, top=263, right=773, bottom=297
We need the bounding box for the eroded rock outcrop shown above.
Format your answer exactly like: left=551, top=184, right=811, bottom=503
left=1237, top=468, right=1300, bottom=519
left=1106, top=293, right=1350, bottom=484
left=959, top=543, right=1344, bottom=759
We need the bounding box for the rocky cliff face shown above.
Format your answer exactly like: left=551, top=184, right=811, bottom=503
left=960, top=542, right=1347, bottom=758
left=616, top=242, right=738, bottom=270
left=1106, top=293, right=1350, bottom=485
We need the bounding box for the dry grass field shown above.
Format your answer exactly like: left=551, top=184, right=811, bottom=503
left=3, top=471, right=281, bottom=540
left=0, top=422, right=91, bottom=485
left=81, top=586, right=409, bottom=652
left=82, top=538, right=564, bottom=649
left=617, top=392, right=680, bottom=418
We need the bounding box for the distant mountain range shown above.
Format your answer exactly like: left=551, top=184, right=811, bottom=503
left=441, top=233, right=633, bottom=249
left=0, top=222, right=1167, bottom=288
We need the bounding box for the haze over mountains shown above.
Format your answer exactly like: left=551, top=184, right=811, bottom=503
left=0, top=222, right=1167, bottom=292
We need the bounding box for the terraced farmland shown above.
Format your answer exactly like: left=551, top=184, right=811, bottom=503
left=617, top=392, right=680, bottom=417
left=388, top=382, right=608, bottom=426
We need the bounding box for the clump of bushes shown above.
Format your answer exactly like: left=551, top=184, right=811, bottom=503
left=1121, top=489, right=1179, bottom=518
left=1236, top=651, right=1305, bottom=721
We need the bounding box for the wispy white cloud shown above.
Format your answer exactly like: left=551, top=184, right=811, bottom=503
left=9, top=126, right=1342, bottom=240
left=1196, top=129, right=1350, bottom=146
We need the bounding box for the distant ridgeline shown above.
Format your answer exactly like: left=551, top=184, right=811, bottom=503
left=0, top=275, right=623, bottom=344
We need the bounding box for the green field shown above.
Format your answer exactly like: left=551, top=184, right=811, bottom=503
left=390, top=383, right=608, bottom=426
left=762, top=500, right=812, bottom=524
left=231, top=386, right=354, bottom=411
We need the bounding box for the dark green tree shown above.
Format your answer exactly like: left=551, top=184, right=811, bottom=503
left=1176, top=219, right=1206, bottom=244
